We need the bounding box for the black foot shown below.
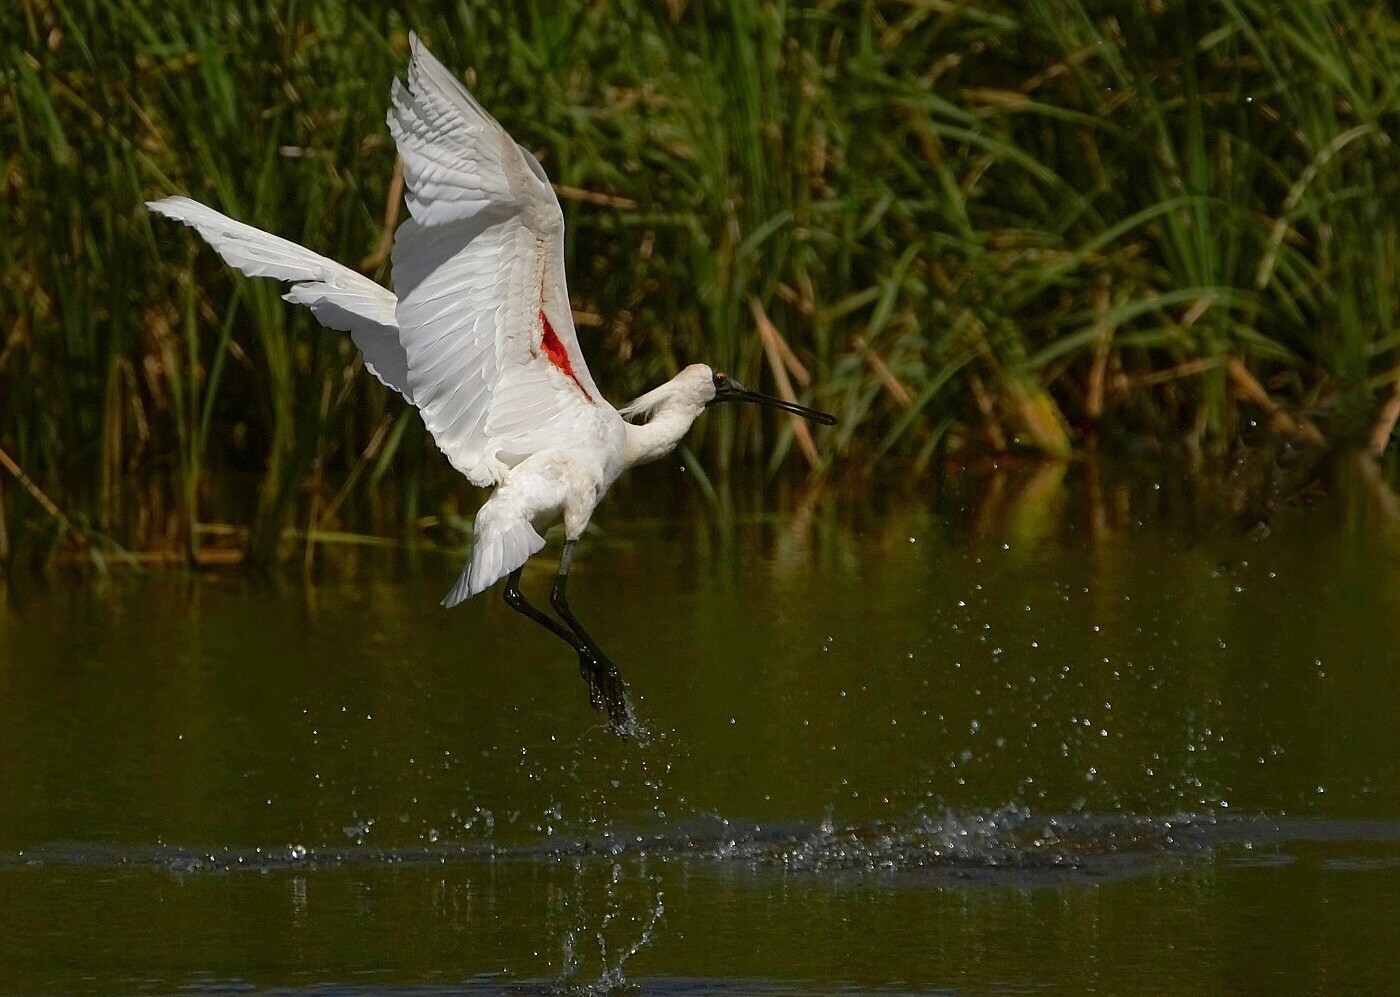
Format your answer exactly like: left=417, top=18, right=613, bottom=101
left=578, top=648, right=637, bottom=738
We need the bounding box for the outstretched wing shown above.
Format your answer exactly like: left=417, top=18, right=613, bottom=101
left=146, top=196, right=412, bottom=401
left=388, top=34, right=613, bottom=487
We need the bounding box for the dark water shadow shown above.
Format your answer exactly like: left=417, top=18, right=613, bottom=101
left=10, top=813, right=1400, bottom=887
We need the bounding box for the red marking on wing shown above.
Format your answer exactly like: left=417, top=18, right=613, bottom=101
left=539, top=309, right=593, bottom=402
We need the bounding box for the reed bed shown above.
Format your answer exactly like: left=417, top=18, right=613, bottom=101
left=2, top=0, right=1398, bottom=563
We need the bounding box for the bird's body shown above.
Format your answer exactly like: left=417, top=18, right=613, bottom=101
left=453, top=366, right=717, bottom=605
left=149, top=36, right=833, bottom=732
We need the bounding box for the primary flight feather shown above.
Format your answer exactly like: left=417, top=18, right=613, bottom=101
left=148, top=34, right=835, bottom=734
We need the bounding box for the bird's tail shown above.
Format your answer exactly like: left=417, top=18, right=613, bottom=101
left=441, top=515, right=546, bottom=608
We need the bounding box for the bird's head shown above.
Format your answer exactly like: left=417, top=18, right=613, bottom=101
left=619, top=364, right=836, bottom=469
left=620, top=364, right=836, bottom=426
left=704, top=368, right=837, bottom=425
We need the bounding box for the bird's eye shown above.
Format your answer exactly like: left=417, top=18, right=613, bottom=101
left=713, top=371, right=727, bottom=386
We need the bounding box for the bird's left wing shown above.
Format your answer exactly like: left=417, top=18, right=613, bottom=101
left=388, top=34, right=612, bottom=487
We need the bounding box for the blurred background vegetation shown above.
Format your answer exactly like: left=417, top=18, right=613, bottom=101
left=2, top=0, right=1398, bottom=566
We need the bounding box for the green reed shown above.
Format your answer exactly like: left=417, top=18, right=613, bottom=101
left=2, top=0, right=1397, bottom=561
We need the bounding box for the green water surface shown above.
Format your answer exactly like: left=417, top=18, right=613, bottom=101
left=2, top=461, right=1399, bottom=995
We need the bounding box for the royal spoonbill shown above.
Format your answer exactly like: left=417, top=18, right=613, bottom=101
left=147, top=35, right=835, bottom=734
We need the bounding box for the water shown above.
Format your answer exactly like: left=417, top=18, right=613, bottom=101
left=3, top=458, right=1400, bottom=995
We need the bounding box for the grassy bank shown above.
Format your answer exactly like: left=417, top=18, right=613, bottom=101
left=2, top=0, right=1398, bottom=563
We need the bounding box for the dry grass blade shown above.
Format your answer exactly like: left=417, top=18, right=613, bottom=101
left=1085, top=284, right=1113, bottom=420
left=552, top=184, right=638, bottom=210
left=0, top=476, right=8, bottom=560
left=853, top=335, right=912, bottom=409
left=967, top=373, right=1008, bottom=453
left=1128, top=357, right=1224, bottom=389
left=751, top=298, right=818, bottom=467
left=360, top=155, right=404, bottom=272
left=771, top=325, right=811, bottom=387
left=1367, top=382, right=1400, bottom=458
left=0, top=446, right=82, bottom=542
left=1226, top=359, right=1326, bottom=447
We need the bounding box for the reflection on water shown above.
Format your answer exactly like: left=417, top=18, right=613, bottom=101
left=3, top=455, right=1400, bottom=995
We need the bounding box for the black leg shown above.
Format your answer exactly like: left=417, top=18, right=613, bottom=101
left=504, top=566, right=605, bottom=713
left=549, top=541, right=635, bottom=734
left=503, top=567, right=581, bottom=651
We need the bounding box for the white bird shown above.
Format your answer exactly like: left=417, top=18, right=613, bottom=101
left=147, top=35, right=834, bottom=734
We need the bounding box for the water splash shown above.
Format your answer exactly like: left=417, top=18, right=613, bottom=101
left=558, top=859, right=665, bottom=995
left=9, top=813, right=1400, bottom=881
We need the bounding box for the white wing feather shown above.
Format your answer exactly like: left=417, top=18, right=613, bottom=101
left=151, top=37, right=615, bottom=494
left=145, top=195, right=412, bottom=401
left=388, top=33, right=612, bottom=487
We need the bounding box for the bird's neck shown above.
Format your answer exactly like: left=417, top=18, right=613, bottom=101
left=621, top=400, right=705, bottom=469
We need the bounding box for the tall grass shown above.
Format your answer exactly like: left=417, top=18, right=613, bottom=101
left=2, top=0, right=1398, bottom=561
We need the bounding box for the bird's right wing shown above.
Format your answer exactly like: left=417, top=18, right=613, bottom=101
left=388, top=34, right=613, bottom=488
left=146, top=195, right=412, bottom=401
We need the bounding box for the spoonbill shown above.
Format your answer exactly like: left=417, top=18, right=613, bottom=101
left=148, top=35, right=835, bottom=734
